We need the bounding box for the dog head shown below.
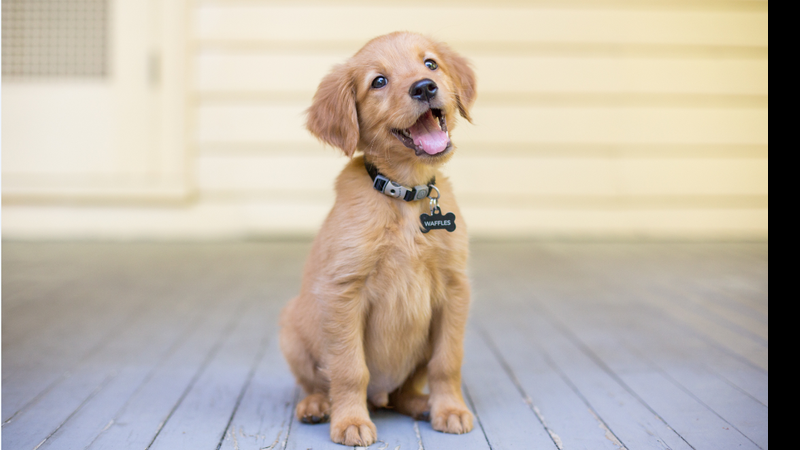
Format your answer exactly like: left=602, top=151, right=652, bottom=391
left=306, top=32, right=476, bottom=172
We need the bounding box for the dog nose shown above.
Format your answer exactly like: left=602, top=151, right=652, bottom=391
left=409, top=79, right=438, bottom=102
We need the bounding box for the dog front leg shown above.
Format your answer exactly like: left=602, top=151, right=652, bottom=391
left=428, top=274, right=474, bottom=434
left=323, top=288, right=377, bottom=446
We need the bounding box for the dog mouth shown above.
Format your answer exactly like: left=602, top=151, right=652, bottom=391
left=391, top=108, right=451, bottom=157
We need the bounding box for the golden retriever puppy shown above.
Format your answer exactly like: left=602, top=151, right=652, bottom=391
left=279, top=31, right=476, bottom=446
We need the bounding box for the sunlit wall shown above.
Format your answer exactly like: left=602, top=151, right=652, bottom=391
left=2, top=0, right=768, bottom=240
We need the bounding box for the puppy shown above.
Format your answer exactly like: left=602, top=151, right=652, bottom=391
left=279, top=32, right=476, bottom=447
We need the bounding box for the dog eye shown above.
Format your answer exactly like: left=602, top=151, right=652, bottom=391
left=371, top=76, right=388, bottom=89
left=424, top=59, right=438, bottom=70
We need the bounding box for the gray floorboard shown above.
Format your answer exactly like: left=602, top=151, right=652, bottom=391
left=2, top=241, right=768, bottom=450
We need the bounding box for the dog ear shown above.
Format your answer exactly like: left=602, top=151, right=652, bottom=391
left=436, top=42, right=477, bottom=123
left=306, top=64, right=359, bottom=156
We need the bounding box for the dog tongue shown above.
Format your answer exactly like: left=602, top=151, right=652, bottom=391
left=408, top=110, right=449, bottom=155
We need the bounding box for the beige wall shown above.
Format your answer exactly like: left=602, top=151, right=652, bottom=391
left=2, top=0, right=768, bottom=240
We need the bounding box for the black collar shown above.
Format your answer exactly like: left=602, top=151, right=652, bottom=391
left=364, top=159, right=435, bottom=202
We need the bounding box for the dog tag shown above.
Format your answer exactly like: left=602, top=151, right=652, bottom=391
left=420, top=211, right=457, bottom=233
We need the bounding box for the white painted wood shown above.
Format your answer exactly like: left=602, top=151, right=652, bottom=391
left=1, top=0, right=189, bottom=200
left=370, top=410, right=424, bottom=450
left=2, top=242, right=768, bottom=450
left=82, top=245, right=308, bottom=450
left=470, top=295, right=696, bottom=449
left=541, top=294, right=768, bottom=449
left=195, top=102, right=769, bottom=145
left=35, top=303, right=219, bottom=450
left=0, top=203, right=769, bottom=240
left=195, top=154, right=768, bottom=197
left=474, top=320, right=624, bottom=450
left=284, top=411, right=348, bottom=450
left=470, top=240, right=769, bottom=449
left=217, top=335, right=296, bottom=450
left=194, top=5, right=768, bottom=48
left=1, top=285, right=149, bottom=423
left=459, top=329, right=556, bottom=449
left=635, top=287, right=769, bottom=370
left=145, top=298, right=271, bottom=450
left=2, top=0, right=769, bottom=240
left=195, top=52, right=769, bottom=96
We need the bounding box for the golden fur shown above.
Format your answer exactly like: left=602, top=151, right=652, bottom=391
left=279, top=32, right=477, bottom=446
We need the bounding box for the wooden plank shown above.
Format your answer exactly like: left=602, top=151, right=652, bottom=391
left=195, top=103, right=769, bottom=145
left=370, top=410, right=423, bottom=450
left=636, top=286, right=769, bottom=370
left=195, top=52, right=768, bottom=97
left=0, top=203, right=332, bottom=240
left=618, top=371, right=763, bottom=450
left=1, top=296, right=141, bottom=422
left=284, top=405, right=347, bottom=450
left=284, top=408, right=424, bottom=450
left=485, top=241, right=768, bottom=449
left=1, top=368, right=116, bottom=450
left=539, top=297, right=768, bottom=449
left=2, top=249, right=262, bottom=450
left=194, top=5, right=768, bottom=48
left=622, top=304, right=768, bottom=407
left=33, top=243, right=291, bottom=450
left=216, top=333, right=296, bottom=450
left=1, top=303, right=190, bottom=450
left=473, top=319, right=624, bottom=450
left=81, top=244, right=308, bottom=450
left=470, top=295, right=696, bottom=449
left=461, top=206, right=768, bottom=238
left=35, top=312, right=213, bottom=450
left=83, top=296, right=258, bottom=450
left=196, top=154, right=347, bottom=194
left=197, top=142, right=769, bottom=159
left=461, top=105, right=769, bottom=145
left=453, top=328, right=555, bottom=449
left=677, top=288, right=768, bottom=341
left=146, top=297, right=271, bottom=450
left=1, top=242, right=769, bottom=450
left=1, top=248, right=157, bottom=420
left=0, top=203, right=769, bottom=240
left=196, top=154, right=768, bottom=197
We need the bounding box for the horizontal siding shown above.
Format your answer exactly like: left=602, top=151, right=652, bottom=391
left=182, top=1, right=768, bottom=238
left=193, top=5, right=768, bottom=47
left=0, top=204, right=767, bottom=239
left=0, top=1, right=769, bottom=239
left=195, top=103, right=768, bottom=145
left=195, top=53, right=768, bottom=96
left=195, top=155, right=768, bottom=197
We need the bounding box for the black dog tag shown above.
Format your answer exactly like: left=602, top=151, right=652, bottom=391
left=420, top=211, right=456, bottom=233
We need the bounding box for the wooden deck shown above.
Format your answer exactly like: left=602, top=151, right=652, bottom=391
left=2, top=241, right=768, bottom=450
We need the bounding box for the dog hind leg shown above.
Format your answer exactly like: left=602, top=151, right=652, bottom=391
left=390, top=364, right=431, bottom=421
left=279, top=308, right=331, bottom=423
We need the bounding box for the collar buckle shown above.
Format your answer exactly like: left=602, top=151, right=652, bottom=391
left=367, top=160, right=435, bottom=202
left=375, top=175, right=407, bottom=199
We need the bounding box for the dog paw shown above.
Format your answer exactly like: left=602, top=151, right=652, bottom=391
left=330, top=417, right=377, bottom=446
left=296, top=393, right=331, bottom=424
left=431, top=407, right=473, bottom=434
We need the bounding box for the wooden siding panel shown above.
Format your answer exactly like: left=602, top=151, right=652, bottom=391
left=194, top=5, right=768, bottom=48
left=195, top=154, right=768, bottom=197
left=0, top=203, right=767, bottom=239
left=1, top=1, right=768, bottom=239
left=195, top=52, right=768, bottom=97
left=196, top=103, right=769, bottom=145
